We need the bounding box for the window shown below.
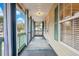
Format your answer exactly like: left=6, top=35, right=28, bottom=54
left=60, top=3, right=79, bottom=51
left=61, top=21, right=74, bottom=48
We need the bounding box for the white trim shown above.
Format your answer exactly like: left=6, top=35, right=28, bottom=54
left=59, top=15, right=79, bottom=23
left=59, top=41, right=79, bottom=55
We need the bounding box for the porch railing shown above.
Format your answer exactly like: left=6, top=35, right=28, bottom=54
left=17, top=32, right=26, bottom=53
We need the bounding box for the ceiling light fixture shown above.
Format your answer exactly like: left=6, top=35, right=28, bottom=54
left=35, top=11, right=44, bottom=16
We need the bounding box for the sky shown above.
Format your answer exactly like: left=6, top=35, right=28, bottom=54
left=0, top=3, right=4, bottom=16
left=16, top=9, right=25, bottom=23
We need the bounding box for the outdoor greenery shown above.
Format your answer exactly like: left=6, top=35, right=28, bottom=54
left=0, top=16, right=3, bottom=23
left=17, top=23, right=25, bottom=32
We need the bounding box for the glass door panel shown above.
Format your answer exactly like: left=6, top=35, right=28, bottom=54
left=35, top=22, right=43, bottom=35
left=16, top=5, right=26, bottom=53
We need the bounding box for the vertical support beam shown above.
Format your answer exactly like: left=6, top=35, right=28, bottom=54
left=30, top=16, right=32, bottom=41
left=33, top=21, right=35, bottom=37
left=34, top=21, right=35, bottom=36
left=10, top=3, right=16, bottom=56
left=42, top=21, right=44, bottom=36
left=4, top=3, right=9, bottom=56
left=5, top=3, right=17, bottom=56
left=25, top=9, right=28, bottom=46
left=31, top=20, right=34, bottom=38
left=32, top=20, right=35, bottom=38
left=26, top=10, right=29, bottom=45
left=5, top=3, right=13, bottom=56
left=6, top=3, right=17, bottom=56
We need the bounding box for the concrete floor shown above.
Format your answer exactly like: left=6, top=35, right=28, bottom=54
left=20, top=36, right=57, bottom=56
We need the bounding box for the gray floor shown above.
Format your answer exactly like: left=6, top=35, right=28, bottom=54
left=20, top=36, right=57, bottom=56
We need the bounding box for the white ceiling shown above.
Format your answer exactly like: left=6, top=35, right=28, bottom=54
left=24, top=3, right=52, bottom=22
